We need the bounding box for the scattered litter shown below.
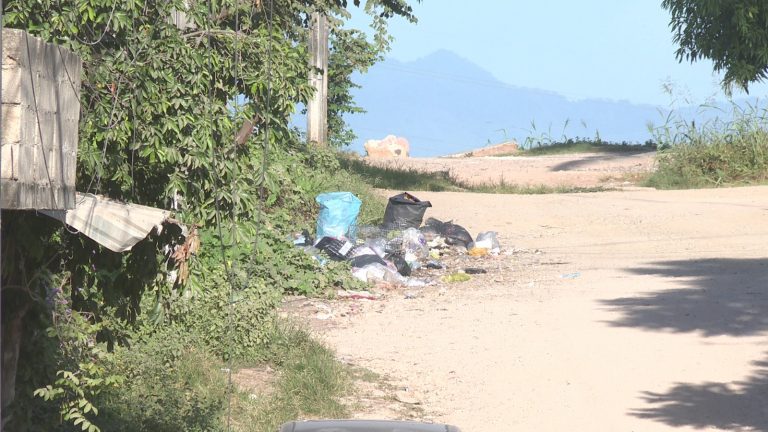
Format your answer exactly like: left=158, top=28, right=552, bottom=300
left=467, top=247, right=490, bottom=257
left=300, top=246, right=328, bottom=266
left=383, top=192, right=432, bottom=230
left=336, top=289, right=380, bottom=300
left=560, top=272, right=581, bottom=279
left=424, top=218, right=473, bottom=248
left=442, top=272, right=472, bottom=283
left=316, top=192, right=362, bottom=240
left=473, top=231, right=500, bottom=255
left=291, top=230, right=313, bottom=246
left=315, top=236, right=355, bottom=260
left=349, top=254, right=389, bottom=269
left=402, top=227, right=428, bottom=269
left=364, top=238, right=388, bottom=258
left=352, top=262, right=405, bottom=285
left=386, top=253, right=412, bottom=276
left=305, top=191, right=519, bottom=291
left=404, top=278, right=428, bottom=288
left=464, top=268, right=487, bottom=275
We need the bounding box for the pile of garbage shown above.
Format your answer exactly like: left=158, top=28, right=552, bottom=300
left=295, top=191, right=501, bottom=289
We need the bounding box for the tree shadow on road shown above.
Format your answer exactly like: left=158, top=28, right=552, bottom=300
left=602, top=258, right=768, bottom=337
left=549, top=152, right=651, bottom=172
left=603, top=258, right=768, bottom=429
left=631, top=358, right=768, bottom=430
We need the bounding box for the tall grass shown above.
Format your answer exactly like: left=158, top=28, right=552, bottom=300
left=519, top=138, right=656, bottom=156
left=338, top=156, right=465, bottom=192
left=233, top=323, right=350, bottom=432
left=647, top=101, right=768, bottom=189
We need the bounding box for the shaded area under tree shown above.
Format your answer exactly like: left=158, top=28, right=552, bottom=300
left=603, top=258, right=768, bottom=337
left=631, top=357, right=768, bottom=430
left=603, top=258, right=768, bottom=430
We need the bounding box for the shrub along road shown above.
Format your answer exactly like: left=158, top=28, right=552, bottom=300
left=318, top=185, right=768, bottom=431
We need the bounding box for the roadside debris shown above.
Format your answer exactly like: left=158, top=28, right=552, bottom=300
left=472, top=231, right=501, bottom=255
left=336, top=289, right=381, bottom=301
left=316, top=192, right=362, bottom=239
left=441, top=272, right=472, bottom=283
left=464, top=268, right=487, bottom=275
left=467, top=247, right=489, bottom=257
left=423, top=217, right=473, bottom=248
left=383, top=192, right=432, bottom=229
left=299, top=191, right=506, bottom=297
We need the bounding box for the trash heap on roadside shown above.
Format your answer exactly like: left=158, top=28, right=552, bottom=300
left=294, top=191, right=503, bottom=290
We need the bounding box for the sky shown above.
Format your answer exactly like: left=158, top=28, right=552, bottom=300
left=348, top=0, right=768, bottom=107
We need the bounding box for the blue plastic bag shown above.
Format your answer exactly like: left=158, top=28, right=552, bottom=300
left=315, top=192, right=362, bottom=240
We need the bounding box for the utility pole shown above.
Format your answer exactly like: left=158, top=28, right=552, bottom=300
left=1, top=3, right=6, bottom=429
left=306, top=11, right=328, bottom=146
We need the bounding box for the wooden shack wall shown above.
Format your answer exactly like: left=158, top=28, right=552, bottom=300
left=1, top=28, right=81, bottom=210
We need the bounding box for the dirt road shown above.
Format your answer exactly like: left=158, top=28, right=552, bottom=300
left=364, top=151, right=656, bottom=187
left=319, top=186, right=768, bottom=431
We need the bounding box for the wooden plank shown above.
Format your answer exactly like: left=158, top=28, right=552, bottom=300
left=1, top=28, right=81, bottom=210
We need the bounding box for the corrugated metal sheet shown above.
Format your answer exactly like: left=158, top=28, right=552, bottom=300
left=42, top=192, right=171, bottom=252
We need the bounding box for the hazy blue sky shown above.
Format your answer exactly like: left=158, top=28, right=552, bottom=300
left=349, top=0, right=768, bottom=106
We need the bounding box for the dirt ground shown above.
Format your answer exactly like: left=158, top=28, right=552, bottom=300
left=364, top=151, right=656, bottom=187
left=286, top=153, right=768, bottom=431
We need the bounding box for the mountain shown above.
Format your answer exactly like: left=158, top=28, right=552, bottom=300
left=344, top=50, right=663, bottom=157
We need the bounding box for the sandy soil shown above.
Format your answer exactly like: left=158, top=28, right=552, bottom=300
left=293, top=180, right=768, bottom=431
left=364, top=151, right=656, bottom=188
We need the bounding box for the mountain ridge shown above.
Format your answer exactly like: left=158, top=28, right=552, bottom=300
left=346, top=50, right=662, bottom=157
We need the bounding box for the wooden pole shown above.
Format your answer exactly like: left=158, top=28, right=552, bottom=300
left=307, top=12, right=328, bottom=146
left=1, top=3, right=5, bottom=428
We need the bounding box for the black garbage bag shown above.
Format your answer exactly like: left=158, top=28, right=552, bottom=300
left=419, top=222, right=442, bottom=241
left=425, top=217, right=473, bottom=248
left=424, top=217, right=445, bottom=231
left=349, top=254, right=389, bottom=268
left=383, top=192, right=432, bottom=230
left=443, top=223, right=473, bottom=247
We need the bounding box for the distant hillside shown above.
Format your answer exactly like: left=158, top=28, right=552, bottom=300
left=346, top=50, right=663, bottom=157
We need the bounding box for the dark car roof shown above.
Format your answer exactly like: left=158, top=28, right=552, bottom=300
left=279, top=420, right=461, bottom=432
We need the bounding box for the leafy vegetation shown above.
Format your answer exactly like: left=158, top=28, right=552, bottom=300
left=662, top=0, right=768, bottom=92
left=232, top=324, right=351, bottom=432
left=646, top=101, right=768, bottom=189
left=1, top=0, right=415, bottom=429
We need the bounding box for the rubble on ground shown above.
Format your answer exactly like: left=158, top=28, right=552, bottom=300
left=294, top=191, right=525, bottom=307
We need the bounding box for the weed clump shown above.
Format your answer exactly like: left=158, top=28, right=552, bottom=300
left=647, top=102, right=768, bottom=188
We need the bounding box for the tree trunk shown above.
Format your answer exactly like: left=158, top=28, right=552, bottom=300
left=2, top=297, right=28, bottom=428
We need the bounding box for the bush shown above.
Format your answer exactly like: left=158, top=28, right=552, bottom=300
left=647, top=102, right=768, bottom=188
left=95, top=326, right=228, bottom=432
left=169, top=261, right=282, bottom=360
left=9, top=142, right=383, bottom=430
